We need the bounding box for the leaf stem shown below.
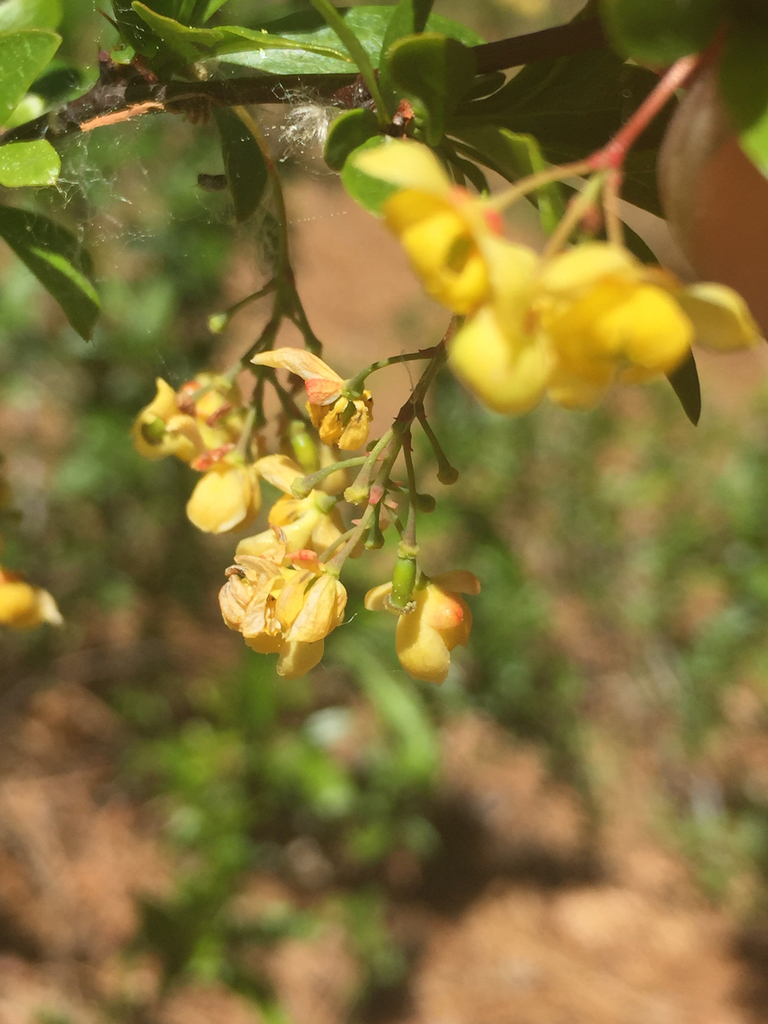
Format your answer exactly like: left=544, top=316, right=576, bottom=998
left=491, top=159, right=592, bottom=213
left=543, top=171, right=605, bottom=257
left=587, top=55, right=698, bottom=172
left=345, top=345, right=440, bottom=394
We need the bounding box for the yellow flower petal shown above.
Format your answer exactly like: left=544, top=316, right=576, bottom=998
left=0, top=578, right=62, bottom=629
left=186, top=463, right=261, bottom=534
left=391, top=196, right=490, bottom=313
left=364, top=581, right=394, bottom=612
left=678, top=282, right=762, bottom=352
left=538, top=243, right=641, bottom=297
left=450, top=305, right=553, bottom=414
left=251, top=347, right=342, bottom=383
left=275, top=638, right=326, bottom=678
left=353, top=139, right=452, bottom=195
left=255, top=454, right=303, bottom=494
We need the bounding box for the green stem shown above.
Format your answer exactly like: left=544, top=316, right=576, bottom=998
left=235, top=405, right=258, bottom=462
left=492, top=159, right=591, bottom=213
left=305, top=0, right=391, bottom=124
left=345, top=345, right=440, bottom=395
left=348, top=428, right=394, bottom=494
left=288, top=297, right=323, bottom=356
left=209, top=280, right=277, bottom=335
left=293, top=456, right=368, bottom=497
left=416, top=404, right=458, bottom=484
left=543, top=171, right=605, bottom=258
left=401, top=429, right=418, bottom=549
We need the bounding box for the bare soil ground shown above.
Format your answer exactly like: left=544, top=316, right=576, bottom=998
left=0, top=675, right=763, bottom=1024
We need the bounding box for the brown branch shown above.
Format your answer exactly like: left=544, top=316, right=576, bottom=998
left=473, top=16, right=606, bottom=74
left=0, top=16, right=607, bottom=147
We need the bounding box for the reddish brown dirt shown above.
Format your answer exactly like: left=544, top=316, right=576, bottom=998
left=0, top=682, right=761, bottom=1024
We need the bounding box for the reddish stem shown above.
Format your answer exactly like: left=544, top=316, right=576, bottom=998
left=588, top=55, right=699, bottom=171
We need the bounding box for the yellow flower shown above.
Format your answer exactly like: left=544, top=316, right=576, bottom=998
left=0, top=569, right=63, bottom=630
left=451, top=241, right=760, bottom=414
left=186, top=459, right=261, bottom=534
left=132, top=378, right=202, bottom=463
left=219, top=545, right=347, bottom=678
left=353, top=139, right=504, bottom=314
left=449, top=236, right=554, bottom=414
left=252, top=349, right=373, bottom=450
left=178, top=373, right=247, bottom=452
left=132, top=375, right=248, bottom=463
left=365, top=570, right=480, bottom=684
left=236, top=454, right=346, bottom=558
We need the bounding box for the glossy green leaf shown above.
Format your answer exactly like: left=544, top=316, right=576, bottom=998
left=324, top=108, right=379, bottom=171
left=451, top=125, right=565, bottom=233
left=0, top=0, right=61, bottom=31
left=443, top=145, right=488, bottom=192
left=3, top=91, right=45, bottom=128
left=340, top=136, right=399, bottom=215
left=600, top=0, right=724, bottom=63
left=218, top=6, right=482, bottom=76
left=0, top=204, right=100, bottom=340
left=378, top=0, right=434, bottom=104
left=0, top=139, right=60, bottom=186
left=213, top=109, right=268, bottom=223
left=385, top=33, right=475, bottom=146
left=201, top=0, right=228, bottom=20
left=719, top=19, right=768, bottom=178
left=0, top=29, right=60, bottom=125
left=452, top=48, right=670, bottom=217
left=132, top=2, right=353, bottom=69
left=112, top=0, right=176, bottom=55
left=667, top=350, right=701, bottom=426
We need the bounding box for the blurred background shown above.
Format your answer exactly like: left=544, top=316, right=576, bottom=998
left=3, top=1, right=768, bottom=1022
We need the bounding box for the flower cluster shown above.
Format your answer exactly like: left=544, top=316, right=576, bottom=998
left=219, top=538, right=347, bottom=679
left=132, top=374, right=261, bottom=534
left=132, top=352, right=479, bottom=683
left=354, top=140, right=760, bottom=414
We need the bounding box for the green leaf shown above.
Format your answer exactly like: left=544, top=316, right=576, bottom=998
left=0, top=29, right=60, bottom=125
left=324, top=108, right=379, bottom=171
left=132, top=2, right=353, bottom=69
left=0, top=139, right=60, bottom=186
left=719, top=19, right=768, bottom=178
left=201, top=0, right=228, bottom=20
left=217, top=6, right=482, bottom=76
left=452, top=48, right=669, bottom=216
left=213, top=109, right=268, bottom=223
left=384, top=33, right=475, bottom=146
left=0, top=0, right=61, bottom=31
left=112, top=0, right=176, bottom=55
left=0, top=204, right=100, bottom=340
left=340, top=136, right=399, bottom=215
left=378, top=0, right=435, bottom=104
left=667, top=350, right=701, bottom=426
left=622, top=148, right=664, bottom=217
left=442, top=144, right=489, bottom=192
left=450, top=125, right=565, bottom=233
left=600, top=0, right=724, bottom=64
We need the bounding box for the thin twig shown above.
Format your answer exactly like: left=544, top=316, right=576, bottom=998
left=0, top=18, right=607, bottom=146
